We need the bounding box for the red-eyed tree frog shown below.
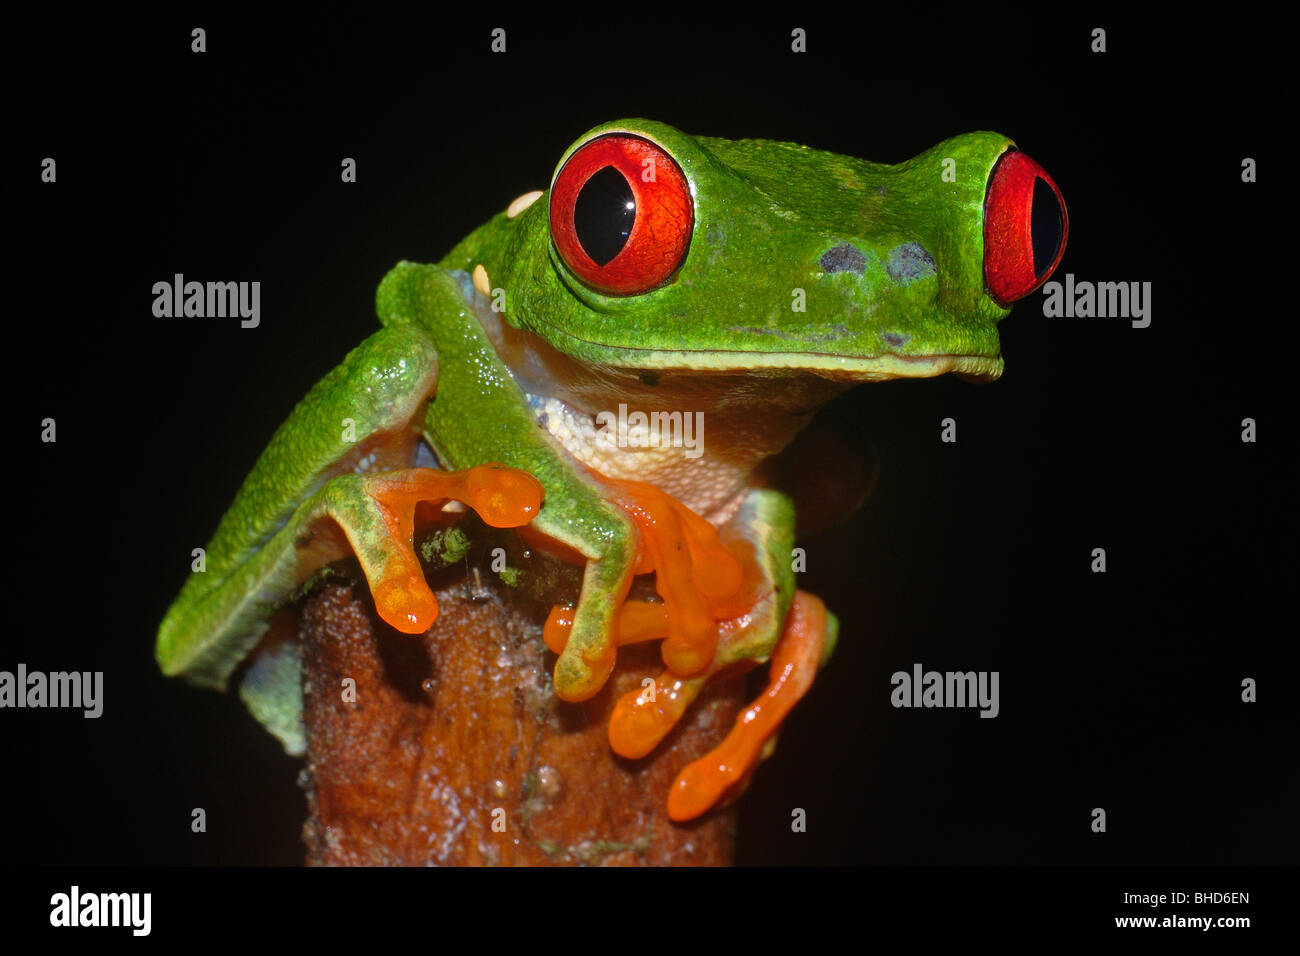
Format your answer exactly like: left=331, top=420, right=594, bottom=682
left=156, top=119, right=1067, bottom=821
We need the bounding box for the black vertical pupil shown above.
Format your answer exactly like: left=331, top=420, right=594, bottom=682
left=1031, top=176, right=1062, bottom=277
left=574, top=166, right=635, bottom=266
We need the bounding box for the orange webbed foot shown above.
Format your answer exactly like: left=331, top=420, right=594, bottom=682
left=602, top=480, right=759, bottom=675
left=534, top=477, right=819, bottom=822
left=666, top=591, right=829, bottom=821
left=358, top=464, right=543, bottom=634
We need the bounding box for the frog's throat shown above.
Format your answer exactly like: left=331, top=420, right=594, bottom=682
left=517, top=315, right=1005, bottom=384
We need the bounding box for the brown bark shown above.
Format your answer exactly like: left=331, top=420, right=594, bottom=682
left=297, top=522, right=742, bottom=865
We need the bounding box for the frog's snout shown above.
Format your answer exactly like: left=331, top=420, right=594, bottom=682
left=983, top=150, right=1068, bottom=305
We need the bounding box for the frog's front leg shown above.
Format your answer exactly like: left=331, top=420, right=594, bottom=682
left=155, top=326, right=542, bottom=691
left=547, top=533, right=637, bottom=701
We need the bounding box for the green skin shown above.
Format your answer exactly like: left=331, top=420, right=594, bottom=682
left=156, top=119, right=1016, bottom=755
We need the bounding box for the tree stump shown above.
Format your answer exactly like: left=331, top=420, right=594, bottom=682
left=297, top=521, right=743, bottom=865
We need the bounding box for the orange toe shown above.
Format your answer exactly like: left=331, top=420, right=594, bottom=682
left=373, top=576, right=440, bottom=634
left=609, top=671, right=697, bottom=759
left=463, top=463, right=544, bottom=527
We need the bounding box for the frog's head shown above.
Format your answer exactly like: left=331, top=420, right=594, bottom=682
left=474, top=118, right=1067, bottom=383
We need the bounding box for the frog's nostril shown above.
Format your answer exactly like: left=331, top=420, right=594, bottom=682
left=983, top=149, right=1068, bottom=305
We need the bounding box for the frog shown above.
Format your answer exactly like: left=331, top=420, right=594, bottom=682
left=156, top=118, right=1068, bottom=822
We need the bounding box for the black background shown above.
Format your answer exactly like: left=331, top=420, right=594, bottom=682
left=7, top=10, right=1294, bottom=871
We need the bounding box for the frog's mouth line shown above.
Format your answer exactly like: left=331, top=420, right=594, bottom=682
left=583, top=347, right=1005, bottom=383
left=526, top=325, right=1005, bottom=382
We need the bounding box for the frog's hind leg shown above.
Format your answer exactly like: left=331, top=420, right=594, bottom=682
left=667, top=590, right=835, bottom=821
left=606, top=590, right=837, bottom=820
left=604, top=487, right=795, bottom=756
left=602, top=487, right=837, bottom=819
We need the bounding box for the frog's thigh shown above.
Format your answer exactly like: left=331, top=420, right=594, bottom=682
left=715, top=487, right=799, bottom=665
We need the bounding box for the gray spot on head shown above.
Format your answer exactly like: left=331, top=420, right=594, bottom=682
left=886, top=242, right=937, bottom=284
left=882, top=332, right=910, bottom=348
left=819, top=243, right=867, bottom=275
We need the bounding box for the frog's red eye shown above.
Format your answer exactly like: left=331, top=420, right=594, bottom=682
left=983, top=149, right=1068, bottom=305
left=549, top=134, right=693, bottom=295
